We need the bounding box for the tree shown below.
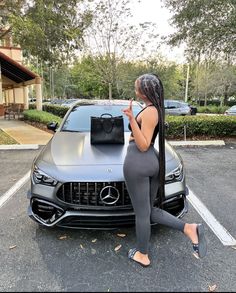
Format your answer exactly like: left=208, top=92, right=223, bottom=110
left=0, top=0, right=92, bottom=66
left=162, top=0, right=236, bottom=57
left=191, top=58, right=236, bottom=105
left=81, top=0, right=159, bottom=99
left=70, top=54, right=185, bottom=101
left=70, top=56, right=107, bottom=98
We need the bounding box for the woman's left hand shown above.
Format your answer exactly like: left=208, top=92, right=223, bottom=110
left=122, top=99, right=135, bottom=122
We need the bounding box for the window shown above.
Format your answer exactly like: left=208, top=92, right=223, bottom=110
left=61, top=105, right=141, bottom=132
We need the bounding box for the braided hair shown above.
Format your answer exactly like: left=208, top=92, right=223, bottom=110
left=136, top=73, right=166, bottom=207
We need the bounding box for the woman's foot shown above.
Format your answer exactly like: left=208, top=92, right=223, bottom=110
left=184, top=223, right=198, bottom=244
left=128, top=248, right=151, bottom=267
left=184, top=223, right=207, bottom=258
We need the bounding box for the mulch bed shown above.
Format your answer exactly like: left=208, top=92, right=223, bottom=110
left=24, top=120, right=54, bottom=134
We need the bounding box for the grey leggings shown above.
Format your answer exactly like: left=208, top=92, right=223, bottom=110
left=123, top=141, right=185, bottom=254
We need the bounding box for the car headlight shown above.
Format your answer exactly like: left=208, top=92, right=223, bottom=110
left=165, top=164, right=183, bottom=184
left=32, top=165, right=58, bottom=186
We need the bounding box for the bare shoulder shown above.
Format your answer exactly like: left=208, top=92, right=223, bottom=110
left=143, top=105, right=158, bottom=117
left=147, top=105, right=158, bottom=113
left=141, top=106, right=158, bottom=124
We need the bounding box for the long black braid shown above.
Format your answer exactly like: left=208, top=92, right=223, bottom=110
left=137, top=73, right=166, bottom=207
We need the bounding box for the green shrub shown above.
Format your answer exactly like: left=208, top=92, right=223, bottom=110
left=23, top=110, right=62, bottom=125
left=197, top=106, right=229, bottom=114
left=166, top=115, right=236, bottom=138
left=23, top=110, right=236, bottom=139
left=42, top=104, right=68, bottom=118
left=29, top=104, right=36, bottom=110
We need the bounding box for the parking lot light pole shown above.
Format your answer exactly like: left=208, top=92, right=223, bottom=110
left=185, top=63, right=190, bottom=103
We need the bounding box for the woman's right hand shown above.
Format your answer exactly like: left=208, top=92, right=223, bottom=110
left=122, top=99, right=135, bottom=122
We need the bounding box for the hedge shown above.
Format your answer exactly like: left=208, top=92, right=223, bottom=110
left=166, top=115, right=236, bottom=138
left=29, top=104, right=68, bottom=117
left=197, top=105, right=229, bottom=114
left=23, top=110, right=62, bottom=125
left=42, top=104, right=68, bottom=118
left=23, top=110, right=236, bottom=139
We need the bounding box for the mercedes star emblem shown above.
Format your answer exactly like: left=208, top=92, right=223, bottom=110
left=100, top=186, right=120, bottom=205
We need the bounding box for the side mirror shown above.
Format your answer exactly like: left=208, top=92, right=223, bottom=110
left=47, top=121, right=58, bottom=132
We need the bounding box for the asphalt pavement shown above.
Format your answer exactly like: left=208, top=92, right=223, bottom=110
left=0, top=143, right=235, bottom=292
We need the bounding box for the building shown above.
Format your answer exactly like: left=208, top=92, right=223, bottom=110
left=0, top=27, right=42, bottom=116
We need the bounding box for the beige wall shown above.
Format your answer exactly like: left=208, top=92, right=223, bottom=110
left=14, top=87, right=24, bottom=103
left=0, top=47, right=22, bottom=64
left=2, top=75, right=18, bottom=88
left=8, top=89, right=14, bottom=103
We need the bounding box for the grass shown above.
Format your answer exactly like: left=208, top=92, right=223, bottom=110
left=0, top=129, right=19, bottom=145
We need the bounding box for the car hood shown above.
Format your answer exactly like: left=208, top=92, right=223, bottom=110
left=37, top=132, right=178, bottom=167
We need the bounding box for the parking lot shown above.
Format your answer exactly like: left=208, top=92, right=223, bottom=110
left=0, top=143, right=236, bottom=292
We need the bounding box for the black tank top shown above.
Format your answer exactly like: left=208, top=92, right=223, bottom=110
left=128, top=104, right=159, bottom=144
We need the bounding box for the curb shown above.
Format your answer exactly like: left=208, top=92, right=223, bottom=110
left=169, top=140, right=225, bottom=146
left=0, top=144, right=39, bottom=150
left=0, top=140, right=226, bottom=150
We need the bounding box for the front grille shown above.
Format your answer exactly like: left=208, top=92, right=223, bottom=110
left=57, top=214, right=135, bottom=229
left=56, top=182, right=132, bottom=209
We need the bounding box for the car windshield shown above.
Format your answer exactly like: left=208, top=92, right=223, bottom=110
left=60, top=104, right=142, bottom=132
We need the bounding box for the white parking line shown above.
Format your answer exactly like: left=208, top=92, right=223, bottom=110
left=187, top=188, right=236, bottom=246
left=0, top=171, right=30, bottom=209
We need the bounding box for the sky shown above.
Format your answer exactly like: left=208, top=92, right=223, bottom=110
left=129, top=0, right=186, bottom=63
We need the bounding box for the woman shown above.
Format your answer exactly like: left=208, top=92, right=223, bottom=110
left=122, top=73, right=207, bottom=267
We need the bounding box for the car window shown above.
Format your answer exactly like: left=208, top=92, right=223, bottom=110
left=180, top=102, right=189, bottom=107
left=61, top=104, right=142, bottom=132
left=168, top=101, right=178, bottom=108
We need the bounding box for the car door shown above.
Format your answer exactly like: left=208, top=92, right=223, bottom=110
left=166, top=101, right=181, bottom=115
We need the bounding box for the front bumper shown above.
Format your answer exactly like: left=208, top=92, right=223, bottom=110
left=27, top=186, right=188, bottom=230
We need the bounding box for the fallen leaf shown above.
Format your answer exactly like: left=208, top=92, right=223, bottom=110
left=91, top=248, right=96, bottom=255
left=117, top=233, right=126, bottom=238
left=92, top=239, right=97, bottom=243
left=58, top=235, right=68, bottom=240
left=9, top=245, right=17, bottom=250
left=114, top=244, right=122, bottom=252
left=208, top=284, right=217, bottom=292
left=80, top=244, right=84, bottom=249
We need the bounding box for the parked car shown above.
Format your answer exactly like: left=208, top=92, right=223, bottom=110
left=60, top=99, right=80, bottom=108
left=27, top=99, right=188, bottom=229
left=189, top=104, right=197, bottom=115
left=164, top=100, right=191, bottom=116
left=49, top=99, right=66, bottom=105
left=224, top=105, right=236, bottom=116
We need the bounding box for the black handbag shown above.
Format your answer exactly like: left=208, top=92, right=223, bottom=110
left=90, top=113, right=124, bottom=144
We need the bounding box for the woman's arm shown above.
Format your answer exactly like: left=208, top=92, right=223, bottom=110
left=123, top=100, right=158, bottom=152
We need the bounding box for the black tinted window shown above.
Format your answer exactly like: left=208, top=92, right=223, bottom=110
left=168, top=101, right=178, bottom=108
left=61, top=104, right=142, bottom=132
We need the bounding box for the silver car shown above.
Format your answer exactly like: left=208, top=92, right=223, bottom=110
left=27, top=99, right=188, bottom=229
left=224, top=105, right=236, bottom=116
left=164, top=100, right=191, bottom=116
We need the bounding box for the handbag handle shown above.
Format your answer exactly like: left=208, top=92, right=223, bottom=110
left=100, top=113, right=113, bottom=118
left=100, top=113, right=114, bottom=133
